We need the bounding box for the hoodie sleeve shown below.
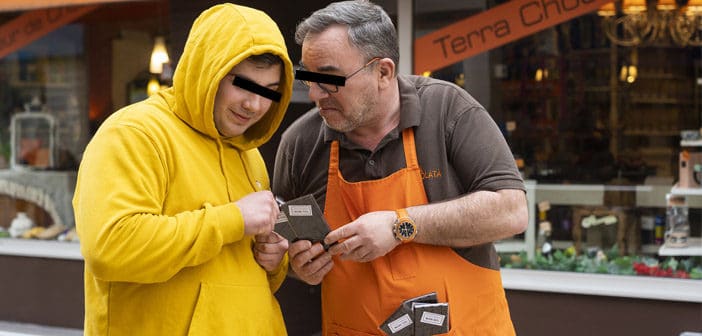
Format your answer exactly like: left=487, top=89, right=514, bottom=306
left=74, top=122, right=245, bottom=283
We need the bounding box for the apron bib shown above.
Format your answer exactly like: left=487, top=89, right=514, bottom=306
left=322, top=128, right=514, bottom=336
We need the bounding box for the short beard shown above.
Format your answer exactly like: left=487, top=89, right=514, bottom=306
left=322, top=116, right=356, bottom=133
left=321, top=88, right=376, bottom=133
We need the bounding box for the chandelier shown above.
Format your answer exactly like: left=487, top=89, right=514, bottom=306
left=598, top=0, right=702, bottom=46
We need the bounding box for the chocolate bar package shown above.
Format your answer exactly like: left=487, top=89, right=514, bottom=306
left=412, top=302, right=449, bottom=336
left=274, top=194, right=330, bottom=244
left=401, top=292, right=438, bottom=311
left=379, top=292, right=438, bottom=335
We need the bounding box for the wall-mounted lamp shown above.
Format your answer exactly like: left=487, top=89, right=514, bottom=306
left=149, top=36, right=170, bottom=74
left=619, top=48, right=638, bottom=83
left=147, top=76, right=161, bottom=96
left=619, top=64, right=638, bottom=83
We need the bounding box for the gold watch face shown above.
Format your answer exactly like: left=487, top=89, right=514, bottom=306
left=397, top=221, right=415, bottom=240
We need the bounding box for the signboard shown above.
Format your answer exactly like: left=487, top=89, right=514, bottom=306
left=0, top=5, right=97, bottom=59
left=0, top=0, right=136, bottom=12
left=414, top=0, right=612, bottom=74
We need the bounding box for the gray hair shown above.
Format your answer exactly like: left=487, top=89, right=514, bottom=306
left=295, top=0, right=399, bottom=70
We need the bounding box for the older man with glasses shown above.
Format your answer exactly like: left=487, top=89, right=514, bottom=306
left=273, top=1, right=528, bottom=335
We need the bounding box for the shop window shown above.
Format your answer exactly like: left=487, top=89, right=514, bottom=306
left=414, top=1, right=702, bottom=277
left=0, top=23, right=87, bottom=239
left=0, top=1, right=168, bottom=242
left=0, top=24, right=87, bottom=171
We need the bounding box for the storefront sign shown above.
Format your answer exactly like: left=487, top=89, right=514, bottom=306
left=0, top=0, right=136, bottom=12
left=0, top=5, right=97, bottom=59
left=414, top=0, right=612, bottom=74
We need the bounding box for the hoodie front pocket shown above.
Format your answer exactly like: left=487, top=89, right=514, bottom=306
left=187, top=282, right=285, bottom=336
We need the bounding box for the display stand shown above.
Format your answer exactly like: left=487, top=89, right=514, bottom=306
left=659, top=139, right=702, bottom=256
left=660, top=186, right=702, bottom=256
left=9, top=112, right=56, bottom=170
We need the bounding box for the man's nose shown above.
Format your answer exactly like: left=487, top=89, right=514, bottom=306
left=243, top=93, right=265, bottom=113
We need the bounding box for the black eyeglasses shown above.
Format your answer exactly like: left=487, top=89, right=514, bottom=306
left=295, top=57, right=380, bottom=94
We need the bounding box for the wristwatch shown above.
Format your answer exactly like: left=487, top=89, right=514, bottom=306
left=393, top=208, right=417, bottom=243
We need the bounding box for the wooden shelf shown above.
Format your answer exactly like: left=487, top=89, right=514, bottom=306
left=637, top=73, right=689, bottom=80
left=624, top=130, right=680, bottom=136
left=671, top=186, right=702, bottom=196
left=583, top=86, right=610, bottom=92
left=639, top=147, right=675, bottom=156
left=681, top=139, right=702, bottom=147
left=630, top=97, right=693, bottom=104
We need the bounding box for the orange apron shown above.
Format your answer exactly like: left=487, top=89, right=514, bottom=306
left=322, top=128, right=515, bottom=336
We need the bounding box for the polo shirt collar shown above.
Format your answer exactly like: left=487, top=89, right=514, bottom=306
left=398, top=75, right=422, bottom=130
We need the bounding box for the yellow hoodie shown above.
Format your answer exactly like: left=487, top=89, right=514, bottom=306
left=73, top=4, right=293, bottom=335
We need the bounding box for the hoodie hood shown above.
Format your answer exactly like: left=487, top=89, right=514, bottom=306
left=171, top=3, right=293, bottom=150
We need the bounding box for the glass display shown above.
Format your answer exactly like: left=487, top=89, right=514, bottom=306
left=413, top=0, right=702, bottom=278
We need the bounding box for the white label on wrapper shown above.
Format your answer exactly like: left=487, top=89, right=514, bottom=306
left=420, top=311, right=445, bottom=326
left=388, top=314, right=412, bottom=333
left=288, top=204, right=313, bottom=216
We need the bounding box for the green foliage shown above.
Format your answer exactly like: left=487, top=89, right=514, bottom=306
left=500, top=245, right=701, bottom=279
left=690, top=267, right=702, bottom=279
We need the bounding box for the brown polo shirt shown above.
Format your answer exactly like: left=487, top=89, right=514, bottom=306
left=273, top=75, right=524, bottom=270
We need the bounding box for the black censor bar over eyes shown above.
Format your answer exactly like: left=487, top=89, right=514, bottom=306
left=232, top=76, right=282, bottom=102
left=295, top=70, right=346, bottom=86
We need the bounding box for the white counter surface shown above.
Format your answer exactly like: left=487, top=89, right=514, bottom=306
left=1, top=238, right=700, bottom=303
left=501, top=268, right=702, bottom=303
left=0, top=238, right=81, bottom=260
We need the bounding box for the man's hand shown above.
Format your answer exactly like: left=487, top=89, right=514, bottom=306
left=253, top=232, right=289, bottom=272
left=324, top=211, right=400, bottom=263
left=236, top=190, right=279, bottom=236
left=288, top=240, right=333, bottom=285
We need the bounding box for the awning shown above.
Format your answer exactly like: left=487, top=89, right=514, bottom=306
left=0, top=0, right=150, bottom=12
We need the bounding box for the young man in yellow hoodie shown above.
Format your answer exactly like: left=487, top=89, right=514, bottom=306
left=73, top=4, right=293, bottom=335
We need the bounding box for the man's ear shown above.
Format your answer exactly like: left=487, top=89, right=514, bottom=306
left=377, top=58, right=395, bottom=89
